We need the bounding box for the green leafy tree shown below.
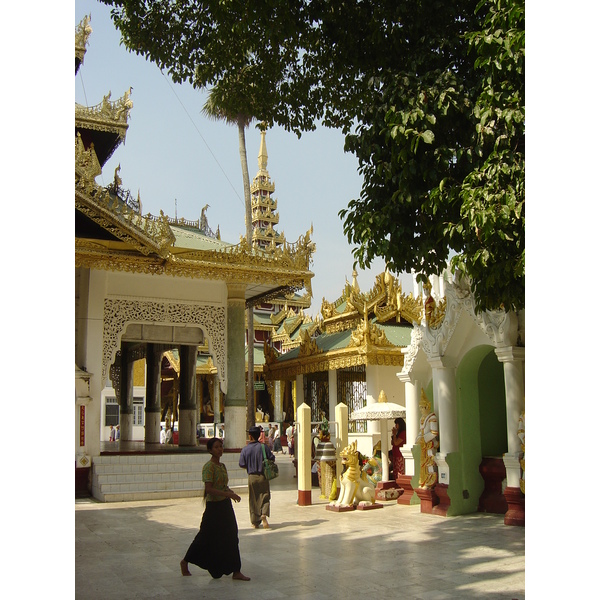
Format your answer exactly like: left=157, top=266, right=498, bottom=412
left=102, top=0, right=524, bottom=312
left=340, top=0, right=524, bottom=312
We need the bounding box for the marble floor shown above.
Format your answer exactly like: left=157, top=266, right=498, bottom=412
left=75, top=454, right=525, bottom=599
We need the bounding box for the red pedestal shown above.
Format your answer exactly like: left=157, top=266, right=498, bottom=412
left=503, top=486, right=525, bottom=526
left=395, top=475, right=415, bottom=505
left=298, top=489, right=312, bottom=506
left=432, top=483, right=451, bottom=516
left=375, top=480, right=404, bottom=501
left=356, top=502, right=383, bottom=510
left=478, top=457, right=508, bottom=514
left=415, top=486, right=439, bottom=514
left=326, top=504, right=356, bottom=512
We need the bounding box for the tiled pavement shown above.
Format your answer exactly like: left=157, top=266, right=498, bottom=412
left=75, top=454, right=525, bottom=599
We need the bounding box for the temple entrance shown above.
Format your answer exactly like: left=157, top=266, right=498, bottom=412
left=451, top=345, right=508, bottom=515
left=103, top=321, right=221, bottom=448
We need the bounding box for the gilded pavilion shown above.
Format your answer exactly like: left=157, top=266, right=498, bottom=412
left=75, top=16, right=314, bottom=496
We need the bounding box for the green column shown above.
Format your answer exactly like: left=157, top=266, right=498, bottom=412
left=225, top=284, right=247, bottom=448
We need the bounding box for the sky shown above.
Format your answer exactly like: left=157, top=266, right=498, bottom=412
left=74, top=0, right=414, bottom=316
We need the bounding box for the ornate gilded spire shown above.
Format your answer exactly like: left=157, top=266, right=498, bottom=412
left=250, top=130, right=285, bottom=252
left=258, top=129, right=268, bottom=174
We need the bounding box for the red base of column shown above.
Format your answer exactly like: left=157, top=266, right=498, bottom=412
left=503, top=486, right=525, bottom=526
left=415, top=486, right=439, bottom=514
left=298, top=489, right=312, bottom=506
left=478, top=457, right=508, bottom=514
left=375, top=480, right=404, bottom=501
left=432, top=483, right=451, bottom=516
left=395, top=475, right=415, bottom=505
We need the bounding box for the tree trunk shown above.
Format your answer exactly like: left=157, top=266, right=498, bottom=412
left=238, top=121, right=255, bottom=433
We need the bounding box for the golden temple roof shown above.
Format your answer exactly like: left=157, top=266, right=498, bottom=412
left=263, top=270, right=422, bottom=380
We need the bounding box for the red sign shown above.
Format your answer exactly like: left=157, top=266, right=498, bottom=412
left=79, top=405, right=85, bottom=446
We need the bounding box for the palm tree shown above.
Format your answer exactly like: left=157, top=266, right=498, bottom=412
left=202, top=85, right=256, bottom=435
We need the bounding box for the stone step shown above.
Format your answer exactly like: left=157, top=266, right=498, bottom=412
left=91, top=452, right=247, bottom=502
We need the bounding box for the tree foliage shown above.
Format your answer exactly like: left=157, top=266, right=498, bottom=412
left=101, top=0, right=524, bottom=312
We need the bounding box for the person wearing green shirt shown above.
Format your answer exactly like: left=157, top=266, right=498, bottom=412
left=180, top=438, right=250, bottom=581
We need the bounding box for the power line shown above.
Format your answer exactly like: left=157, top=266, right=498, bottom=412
left=159, top=70, right=245, bottom=209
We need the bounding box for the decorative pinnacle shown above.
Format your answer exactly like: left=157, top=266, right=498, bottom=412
left=258, top=129, right=268, bottom=173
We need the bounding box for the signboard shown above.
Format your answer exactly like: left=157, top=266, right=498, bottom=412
left=79, top=405, right=85, bottom=446
left=254, top=380, right=265, bottom=391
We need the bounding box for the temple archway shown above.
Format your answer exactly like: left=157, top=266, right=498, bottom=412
left=445, top=344, right=507, bottom=515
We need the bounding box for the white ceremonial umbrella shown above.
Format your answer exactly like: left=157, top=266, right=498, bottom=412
left=350, top=390, right=405, bottom=483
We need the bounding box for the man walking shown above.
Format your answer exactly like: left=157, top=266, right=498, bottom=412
left=239, top=426, right=275, bottom=529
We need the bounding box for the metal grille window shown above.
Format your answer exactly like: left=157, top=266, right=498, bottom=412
left=304, top=372, right=329, bottom=422
left=105, top=397, right=119, bottom=426
left=337, top=366, right=367, bottom=433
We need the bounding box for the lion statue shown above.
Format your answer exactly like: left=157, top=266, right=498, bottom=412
left=331, top=441, right=376, bottom=508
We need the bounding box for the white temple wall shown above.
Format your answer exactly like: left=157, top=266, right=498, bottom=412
left=102, top=270, right=226, bottom=304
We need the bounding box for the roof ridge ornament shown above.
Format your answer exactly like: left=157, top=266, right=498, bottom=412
left=75, top=15, right=92, bottom=66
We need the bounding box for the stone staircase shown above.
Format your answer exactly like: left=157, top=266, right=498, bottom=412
left=91, top=451, right=247, bottom=502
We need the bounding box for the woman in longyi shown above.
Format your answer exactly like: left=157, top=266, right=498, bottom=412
left=180, top=437, right=250, bottom=581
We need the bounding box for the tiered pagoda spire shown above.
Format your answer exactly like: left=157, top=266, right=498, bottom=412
left=250, top=130, right=285, bottom=251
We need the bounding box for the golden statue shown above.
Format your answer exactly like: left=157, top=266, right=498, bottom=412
left=416, top=389, right=439, bottom=488
left=331, top=440, right=376, bottom=507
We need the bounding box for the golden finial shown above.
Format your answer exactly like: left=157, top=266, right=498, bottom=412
left=378, top=390, right=388, bottom=403
left=258, top=129, right=268, bottom=173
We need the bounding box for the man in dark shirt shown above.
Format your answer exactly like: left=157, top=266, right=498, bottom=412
left=239, top=426, right=275, bottom=528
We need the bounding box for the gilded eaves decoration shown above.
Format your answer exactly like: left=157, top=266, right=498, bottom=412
left=75, top=88, right=133, bottom=142
left=321, top=270, right=443, bottom=332
left=263, top=343, right=405, bottom=380
left=76, top=133, right=176, bottom=258
left=348, top=313, right=393, bottom=348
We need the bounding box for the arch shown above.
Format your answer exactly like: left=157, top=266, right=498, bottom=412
left=446, top=344, right=507, bottom=515
left=102, top=296, right=227, bottom=392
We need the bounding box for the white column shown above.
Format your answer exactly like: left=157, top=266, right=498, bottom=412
left=273, top=380, right=283, bottom=422
left=496, top=346, right=525, bottom=488
left=429, top=356, right=458, bottom=484
left=365, top=365, right=379, bottom=440
left=334, top=402, right=349, bottom=488
left=297, top=403, right=312, bottom=505
left=398, top=376, right=419, bottom=476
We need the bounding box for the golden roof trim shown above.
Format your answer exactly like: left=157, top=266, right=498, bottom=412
left=263, top=343, right=405, bottom=380
left=75, top=153, right=176, bottom=258
left=75, top=88, right=133, bottom=140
